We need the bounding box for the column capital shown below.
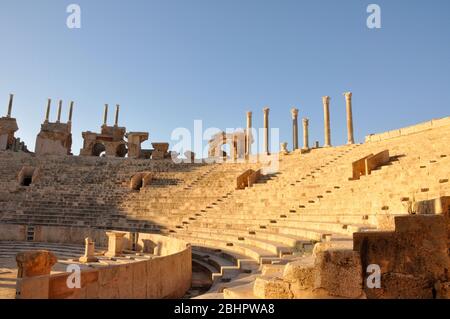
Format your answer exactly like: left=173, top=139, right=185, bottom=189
left=344, top=92, right=353, bottom=100
left=290, top=107, right=299, bottom=119
left=302, top=118, right=309, bottom=125
left=322, top=96, right=330, bottom=104
left=246, top=111, right=252, bottom=117
left=263, top=107, right=270, bottom=114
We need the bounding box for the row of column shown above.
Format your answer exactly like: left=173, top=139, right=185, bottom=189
left=44, top=99, right=74, bottom=124
left=40, top=100, right=121, bottom=127
left=103, top=104, right=121, bottom=127
left=244, top=92, right=354, bottom=155
left=322, top=92, right=354, bottom=147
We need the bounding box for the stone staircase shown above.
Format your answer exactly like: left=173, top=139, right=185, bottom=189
left=0, top=118, right=449, bottom=298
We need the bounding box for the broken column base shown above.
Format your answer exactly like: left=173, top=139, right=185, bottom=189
left=79, top=256, right=99, bottom=263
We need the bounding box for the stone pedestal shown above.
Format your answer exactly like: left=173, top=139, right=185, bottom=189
left=126, top=132, right=149, bottom=158
left=16, top=250, right=57, bottom=278
left=35, top=122, right=72, bottom=156
left=79, top=237, right=98, bottom=263
left=105, top=232, right=126, bottom=258
left=152, top=142, right=169, bottom=160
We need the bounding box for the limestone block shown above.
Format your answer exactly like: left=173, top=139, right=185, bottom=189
left=105, top=232, right=126, bottom=258
left=351, top=154, right=372, bottom=180
left=130, top=172, right=153, bottom=190
left=16, top=276, right=50, bottom=299
left=314, top=249, right=363, bottom=298
left=375, top=273, right=434, bottom=299
left=79, top=237, right=98, bottom=263
left=435, top=281, right=450, bottom=299
left=117, top=264, right=133, bottom=298
left=48, top=270, right=98, bottom=299
left=16, top=250, right=57, bottom=278
left=236, top=169, right=256, bottom=190
left=354, top=215, right=450, bottom=299
left=0, top=133, right=7, bottom=150
left=365, top=150, right=390, bottom=175
left=253, top=277, right=293, bottom=299
left=97, top=266, right=120, bottom=298
left=283, top=258, right=315, bottom=296
left=132, top=261, right=147, bottom=299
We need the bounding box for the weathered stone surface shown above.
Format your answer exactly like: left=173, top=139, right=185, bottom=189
left=35, top=122, right=72, bottom=156
left=253, top=277, right=293, bottom=299
left=354, top=215, right=450, bottom=299
left=314, top=249, right=363, bottom=298
left=435, top=281, right=450, bottom=299
left=16, top=250, right=57, bottom=278
left=105, top=232, right=126, bottom=258
left=283, top=258, right=316, bottom=297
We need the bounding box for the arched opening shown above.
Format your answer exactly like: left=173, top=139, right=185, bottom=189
left=116, top=144, right=128, bottom=158
left=18, top=166, right=40, bottom=187
left=130, top=173, right=144, bottom=191
left=130, top=172, right=153, bottom=191
left=92, top=143, right=106, bottom=157
left=21, top=175, right=32, bottom=186
left=134, top=179, right=143, bottom=191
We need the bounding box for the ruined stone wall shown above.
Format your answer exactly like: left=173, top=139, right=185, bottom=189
left=7, top=225, right=192, bottom=299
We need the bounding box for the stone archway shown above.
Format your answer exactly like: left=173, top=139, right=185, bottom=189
left=18, top=166, right=41, bottom=187
left=116, top=144, right=128, bottom=158
left=92, top=143, right=106, bottom=157
left=208, top=131, right=246, bottom=160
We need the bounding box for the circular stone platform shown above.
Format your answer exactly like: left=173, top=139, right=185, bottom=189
left=0, top=241, right=85, bottom=299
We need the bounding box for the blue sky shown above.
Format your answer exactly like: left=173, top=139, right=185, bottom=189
left=0, top=0, right=449, bottom=154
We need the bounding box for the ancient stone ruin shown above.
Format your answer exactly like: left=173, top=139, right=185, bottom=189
left=0, top=91, right=449, bottom=300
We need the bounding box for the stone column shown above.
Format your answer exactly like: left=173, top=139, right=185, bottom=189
left=7, top=94, right=13, bottom=118
left=103, top=104, right=108, bottom=126
left=45, top=98, right=51, bottom=123
left=56, top=100, right=62, bottom=123
left=291, top=108, right=299, bottom=150
left=68, top=101, right=74, bottom=123
left=105, top=231, right=126, bottom=258
left=114, top=104, right=120, bottom=127
left=263, top=107, right=270, bottom=154
left=344, top=92, right=354, bottom=144
left=322, top=96, right=331, bottom=147
left=79, top=237, right=98, bottom=263
left=302, top=118, right=309, bottom=150
left=246, top=111, right=252, bottom=156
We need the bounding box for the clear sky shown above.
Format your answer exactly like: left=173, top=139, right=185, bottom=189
left=1, top=0, right=449, bottom=155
